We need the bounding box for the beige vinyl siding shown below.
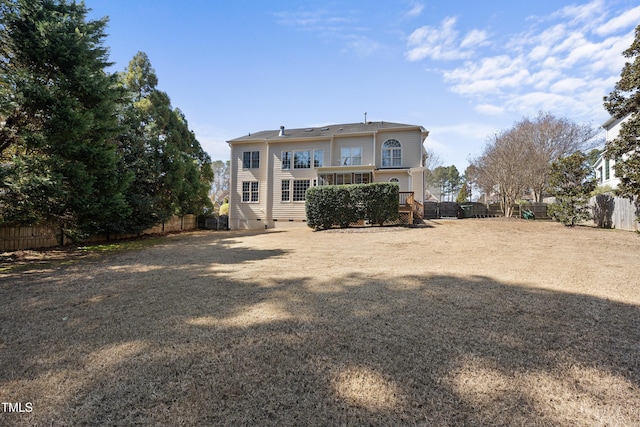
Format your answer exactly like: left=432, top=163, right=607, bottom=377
left=333, top=136, right=374, bottom=166
left=375, top=130, right=422, bottom=169
left=271, top=141, right=329, bottom=221
left=410, top=168, right=425, bottom=204
left=231, top=143, right=269, bottom=227
left=375, top=171, right=410, bottom=191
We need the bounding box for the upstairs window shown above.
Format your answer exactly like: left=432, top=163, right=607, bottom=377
left=282, top=151, right=291, bottom=170
left=314, top=149, right=324, bottom=168
left=243, top=151, right=260, bottom=169
left=382, top=139, right=401, bottom=167
left=294, top=151, right=311, bottom=169
left=341, top=147, right=362, bottom=166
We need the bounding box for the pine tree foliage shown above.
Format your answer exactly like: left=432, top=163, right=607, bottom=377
left=0, top=3, right=214, bottom=239
left=547, top=152, right=597, bottom=226
left=116, top=52, right=213, bottom=231
left=603, top=24, right=640, bottom=205
left=0, top=0, right=129, bottom=237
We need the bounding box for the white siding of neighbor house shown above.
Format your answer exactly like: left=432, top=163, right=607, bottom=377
left=594, top=155, right=620, bottom=189
left=230, top=142, right=269, bottom=229
left=375, top=130, right=422, bottom=169
left=597, top=115, right=630, bottom=191
left=604, top=117, right=624, bottom=142
left=271, top=140, right=330, bottom=221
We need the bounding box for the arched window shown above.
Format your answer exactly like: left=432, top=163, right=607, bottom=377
left=382, top=139, right=401, bottom=167
left=389, top=177, right=399, bottom=184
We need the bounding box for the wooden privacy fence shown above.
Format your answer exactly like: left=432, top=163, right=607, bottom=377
left=423, top=202, right=548, bottom=219
left=0, top=214, right=198, bottom=252
left=0, top=225, right=60, bottom=251
left=591, top=194, right=639, bottom=232
left=489, top=203, right=549, bottom=219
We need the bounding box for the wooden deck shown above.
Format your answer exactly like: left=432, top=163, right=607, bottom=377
left=399, top=192, right=423, bottom=224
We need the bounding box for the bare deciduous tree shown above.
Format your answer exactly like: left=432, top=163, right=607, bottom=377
left=471, top=113, right=600, bottom=216
left=472, top=129, right=529, bottom=217
left=210, top=159, right=230, bottom=205
left=515, top=113, right=600, bottom=202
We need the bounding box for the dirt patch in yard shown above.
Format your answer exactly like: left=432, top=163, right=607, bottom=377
left=1, top=219, right=639, bottom=426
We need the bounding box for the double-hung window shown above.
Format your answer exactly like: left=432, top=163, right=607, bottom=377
left=243, top=151, right=260, bottom=169
left=282, top=151, right=292, bottom=170
left=341, top=147, right=362, bottom=166
left=242, top=181, right=259, bottom=203
left=382, top=139, right=402, bottom=167
left=314, top=149, right=324, bottom=168
left=281, top=180, right=290, bottom=202
left=294, top=151, right=311, bottom=169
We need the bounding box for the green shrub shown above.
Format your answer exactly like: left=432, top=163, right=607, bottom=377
left=350, top=183, right=399, bottom=226
left=306, top=183, right=399, bottom=229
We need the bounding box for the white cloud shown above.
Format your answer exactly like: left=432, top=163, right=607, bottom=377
left=550, top=77, right=587, bottom=93
left=406, top=17, right=473, bottom=61
left=405, top=2, right=424, bottom=18
left=274, top=8, right=381, bottom=57
left=553, top=0, right=605, bottom=27
left=460, top=29, right=489, bottom=49
left=529, top=45, right=549, bottom=61
left=274, top=10, right=353, bottom=31
left=596, top=5, right=640, bottom=35
left=406, top=1, right=638, bottom=123
left=475, top=104, right=505, bottom=115
left=443, top=55, right=530, bottom=96
left=344, top=35, right=382, bottom=58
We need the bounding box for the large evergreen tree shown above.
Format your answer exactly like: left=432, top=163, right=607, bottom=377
left=603, top=24, right=640, bottom=206
left=547, top=152, right=597, bottom=226
left=116, top=52, right=212, bottom=232
left=0, top=0, right=129, bottom=238
left=427, top=165, right=461, bottom=202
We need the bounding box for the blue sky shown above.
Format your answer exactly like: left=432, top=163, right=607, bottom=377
left=88, top=0, right=640, bottom=173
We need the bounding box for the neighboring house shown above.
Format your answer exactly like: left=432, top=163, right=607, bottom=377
left=595, top=114, right=629, bottom=189
left=227, top=121, right=429, bottom=230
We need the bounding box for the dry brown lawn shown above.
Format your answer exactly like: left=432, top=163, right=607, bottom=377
left=1, top=218, right=639, bottom=426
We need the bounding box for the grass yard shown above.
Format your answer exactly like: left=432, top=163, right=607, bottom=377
left=1, top=218, right=639, bottom=426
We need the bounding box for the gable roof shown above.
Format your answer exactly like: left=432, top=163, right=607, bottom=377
left=601, top=113, right=631, bottom=130
left=228, top=121, right=427, bottom=143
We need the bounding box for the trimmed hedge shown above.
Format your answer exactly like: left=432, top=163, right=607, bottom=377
left=306, top=183, right=399, bottom=230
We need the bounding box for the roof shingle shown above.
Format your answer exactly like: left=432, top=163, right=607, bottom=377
left=228, top=121, right=425, bottom=143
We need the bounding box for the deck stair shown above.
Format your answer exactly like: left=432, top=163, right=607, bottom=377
left=399, top=192, right=424, bottom=225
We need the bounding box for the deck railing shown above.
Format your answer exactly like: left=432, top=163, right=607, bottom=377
left=399, top=191, right=414, bottom=207
left=399, top=192, right=423, bottom=224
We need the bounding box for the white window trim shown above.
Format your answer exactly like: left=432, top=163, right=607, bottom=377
left=242, top=151, right=260, bottom=169
left=281, top=151, right=291, bottom=170
left=281, top=180, right=291, bottom=203
left=340, top=147, right=362, bottom=166
left=293, top=150, right=311, bottom=169
left=382, top=139, right=402, bottom=168
left=292, top=179, right=310, bottom=202
left=241, top=181, right=259, bottom=203
left=314, top=149, right=324, bottom=168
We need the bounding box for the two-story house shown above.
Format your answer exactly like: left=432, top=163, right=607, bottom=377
left=227, top=121, right=429, bottom=230
left=594, top=114, right=628, bottom=189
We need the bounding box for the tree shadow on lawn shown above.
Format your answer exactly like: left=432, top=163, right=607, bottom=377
left=1, top=240, right=639, bottom=426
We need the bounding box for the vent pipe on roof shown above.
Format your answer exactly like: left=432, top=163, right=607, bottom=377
left=279, top=126, right=285, bottom=136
